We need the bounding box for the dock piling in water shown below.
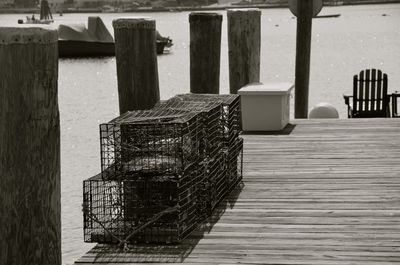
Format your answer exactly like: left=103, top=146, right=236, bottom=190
left=189, top=12, right=222, bottom=94
left=227, top=8, right=261, bottom=94
left=113, top=18, right=160, bottom=114
left=0, top=26, right=61, bottom=265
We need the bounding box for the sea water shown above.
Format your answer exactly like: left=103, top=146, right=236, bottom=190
left=0, top=4, right=400, bottom=264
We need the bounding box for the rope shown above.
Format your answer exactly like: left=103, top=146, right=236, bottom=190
left=82, top=202, right=178, bottom=251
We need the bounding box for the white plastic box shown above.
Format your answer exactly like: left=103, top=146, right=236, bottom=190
left=238, top=82, right=294, bottom=131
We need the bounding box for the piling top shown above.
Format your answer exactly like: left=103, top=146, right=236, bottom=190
left=112, top=18, right=155, bottom=29
left=0, top=26, right=58, bottom=44
left=189, top=12, right=223, bottom=23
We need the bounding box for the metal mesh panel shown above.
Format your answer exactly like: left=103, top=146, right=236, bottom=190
left=196, top=151, right=226, bottom=220
left=154, top=98, right=223, bottom=159
left=100, top=109, right=203, bottom=180
left=173, top=94, right=241, bottom=146
left=154, top=99, right=229, bottom=218
left=83, top=168, right=202, bottom=244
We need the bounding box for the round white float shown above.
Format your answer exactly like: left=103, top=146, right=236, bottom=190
left=309, top=102, right=339, bottom=118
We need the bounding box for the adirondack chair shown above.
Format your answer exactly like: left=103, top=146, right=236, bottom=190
left=343, top=69, right=390, bottom=118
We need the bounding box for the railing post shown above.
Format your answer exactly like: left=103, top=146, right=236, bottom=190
left=294, top=0, right=313, bottom=118
left=113, top=18, right=160, bottom=114
left=227, top=8, right=261, bottom=94
left=0, top=27, right=61, bottom=265
left=189, top=12, right=222, bottom=94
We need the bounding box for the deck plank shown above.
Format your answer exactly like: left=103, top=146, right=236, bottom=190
left=75, top=118, right=400, bottom=264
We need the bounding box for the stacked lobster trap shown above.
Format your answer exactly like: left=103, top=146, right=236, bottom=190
left=83, top=94, right=243, bottom=245
left=173, top=94, right=243, bottom=193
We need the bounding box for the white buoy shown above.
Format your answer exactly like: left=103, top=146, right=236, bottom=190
left=309, top=102, right=339, bottom=118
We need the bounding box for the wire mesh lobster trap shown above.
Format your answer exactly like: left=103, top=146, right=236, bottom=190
left=173, top=94, right=241, bottom=146
left=100, top=109, right=203, bottom=180
left=154, top=98, right=223, bottom=159
left=154, top=99, right=231, bottom=218
left=155, top=95, right=243, bottom=216
left=84, top=95, right=243, bottom=246
left=195, top=151, right=226, bottom=220
left=83, top=167, right=202, bottom=244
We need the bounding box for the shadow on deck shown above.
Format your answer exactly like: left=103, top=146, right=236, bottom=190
left=75, top=185, right=244, bottom=264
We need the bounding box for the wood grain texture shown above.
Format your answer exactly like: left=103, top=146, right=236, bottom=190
left=294, top=0, right=313, bottom=118
left=189, top=13, right=222, bottom=94
left=75, top=118, right=400, bottom=264
left=113, top=18, right=160, bottom=114
left=227, top=9, right=260, bottom=94
left=0, top=27, right=61, bottom=265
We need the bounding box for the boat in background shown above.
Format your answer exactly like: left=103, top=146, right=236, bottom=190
left=18, top=0, right=53, bottom=24
left=58, top=16, right=173, bottom=58
left=58, top=16, right=115, bottom=58
left=315, top=14, right=341, bottom=19
left=156, top=31, right=173, bottom=54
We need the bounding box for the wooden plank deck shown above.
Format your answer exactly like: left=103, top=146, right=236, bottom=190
left=75, top=118, right=400, bottom=265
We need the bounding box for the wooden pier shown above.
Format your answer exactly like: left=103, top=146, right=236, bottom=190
left=75, top=118, right=400, bottom=265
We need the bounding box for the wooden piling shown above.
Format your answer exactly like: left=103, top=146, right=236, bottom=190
left=0, top=27, right=61, bottom=265
left=227, top=9, right=261, bottom=94
left=189, top=12, right=222, bottom=94
left=294, top=0, right=313, bottom=118
left=113, top=18, right=160, bottom=114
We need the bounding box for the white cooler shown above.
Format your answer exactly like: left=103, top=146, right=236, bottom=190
left=238, top=82, right=294, bottom=131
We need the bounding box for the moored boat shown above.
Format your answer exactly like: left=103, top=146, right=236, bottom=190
left=58, top=17, right=114, bottom=58
left=315, top=14, right=341, bottom=18
left=58, top=17, right=173, bottom=58
left=18, top=0, right=53, bottom=24
left=156, top=31, right=173, bottom=54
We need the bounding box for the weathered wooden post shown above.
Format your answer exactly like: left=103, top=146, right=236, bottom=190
left=294, top=0, right=314, bottom=118
left=113, top=18, right=160, bottom=114
left=189, top=12, right=222, bottom=94
left=227, top=8, right=261, bottom=94
left=0, top=27, right=61, bottom=265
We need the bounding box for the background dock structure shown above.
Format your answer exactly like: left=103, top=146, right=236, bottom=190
left=75, top=118, right=400, bottom=265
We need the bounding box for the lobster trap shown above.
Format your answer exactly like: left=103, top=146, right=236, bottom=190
left=196, top=151, right=226, bottom=219
left=84, top=94, right=244, bottom=247
left=154, top=98, right=231, bottom=219
left=154, top=98, right=223, bottom=159
left=83, top=167, right=202, bottom=244
left=174, top=94, right=241, bottom=146
left=100, top=109, right=203, bottom=180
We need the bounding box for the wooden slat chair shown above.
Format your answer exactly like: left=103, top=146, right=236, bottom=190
left=344, top=69, right=390, bottom=118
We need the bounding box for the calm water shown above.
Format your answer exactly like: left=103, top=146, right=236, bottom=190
left=1, top=4, right=400, bottom=264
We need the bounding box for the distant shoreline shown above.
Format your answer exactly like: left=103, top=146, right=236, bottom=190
left=1, top=0, right=399, bottom=14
